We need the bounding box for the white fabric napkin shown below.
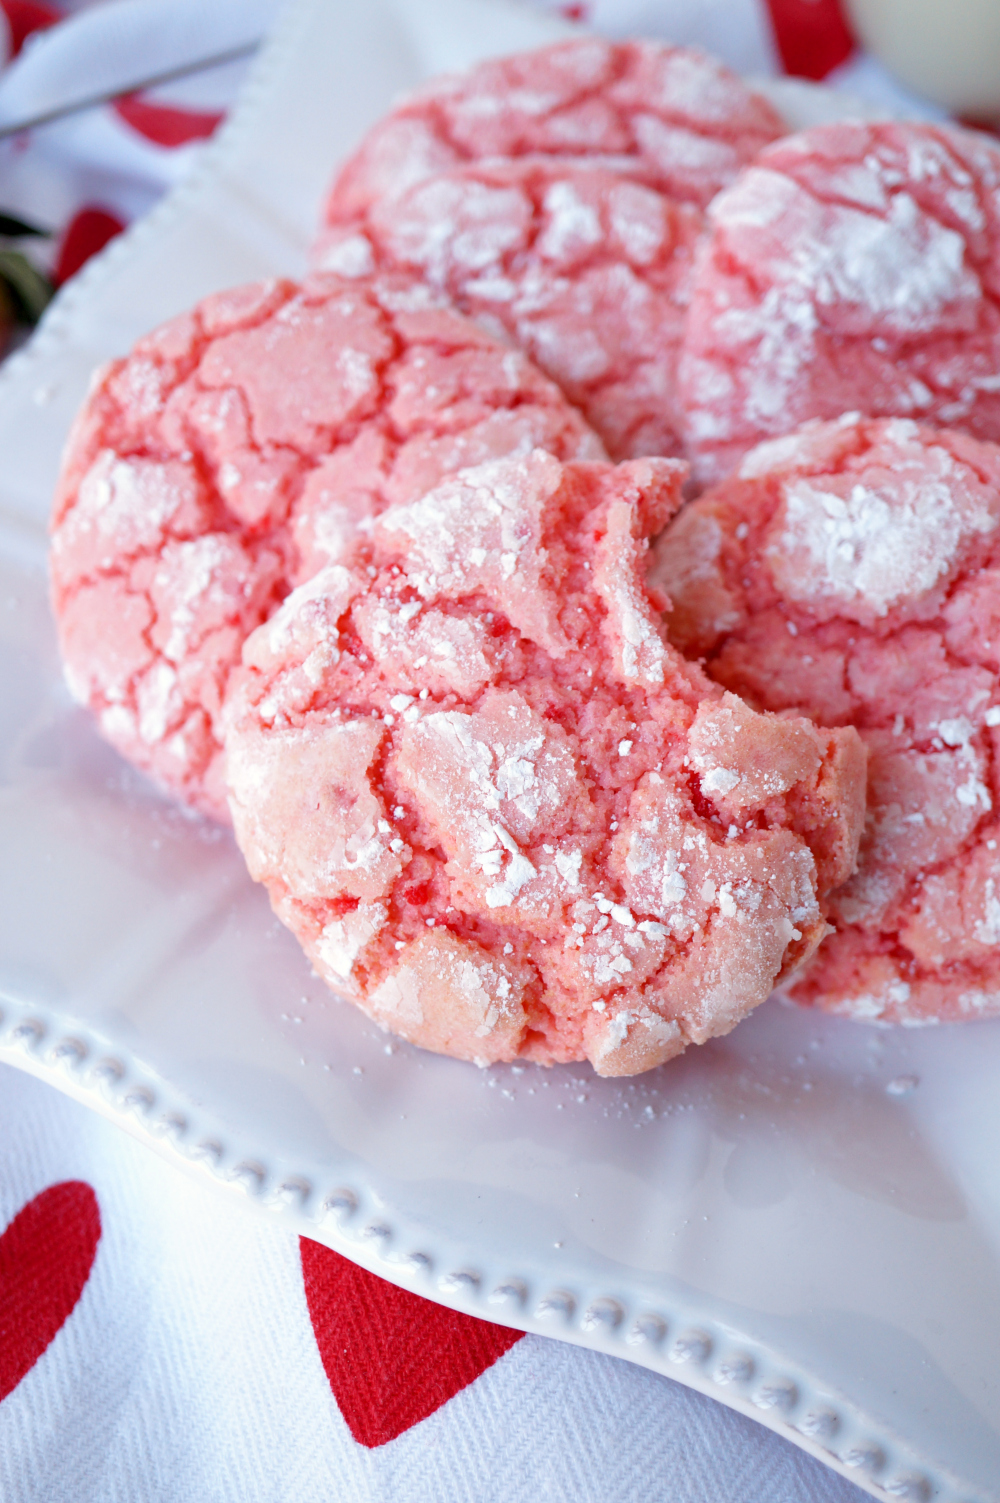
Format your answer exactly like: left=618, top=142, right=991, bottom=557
left=0, top=0, right=279, bottom=239
left=0, top=1063, right=869, bottom=1502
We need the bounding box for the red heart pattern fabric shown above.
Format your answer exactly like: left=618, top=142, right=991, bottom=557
left=0, top=1180, right=101, bottom=1403
left=113, top=95, right=225, bottom=148
left=0, top=1067, right=875, bottom=1500
left=53, top=208, right=127, bottom=286
left=0, top=0, right=60, bottom=57
left=763, top=0, right=854, bottom=79
left=300, top=1238, right=524, bottom=1447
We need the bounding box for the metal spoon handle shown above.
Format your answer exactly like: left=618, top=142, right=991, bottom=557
left=0, top=38, right=260, bottom=142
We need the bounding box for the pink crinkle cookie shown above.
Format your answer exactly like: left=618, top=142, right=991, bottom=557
left=652, top=414, right=1000, bottom=1024
left=50, top=273, right=600, bottom=819
left=315, top=158, right=704, bottom=462
left=223, top=449, right=865, bottom=1076
left=680, top=121, right=1000, bottom=487
left=324, top=38, right=785, bottom=223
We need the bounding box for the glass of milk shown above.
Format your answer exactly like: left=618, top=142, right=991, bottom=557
left=845, top=0, right=1000, bottom=121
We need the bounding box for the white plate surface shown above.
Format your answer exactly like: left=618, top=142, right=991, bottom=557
left=0, top=2, right=996, bottom=1498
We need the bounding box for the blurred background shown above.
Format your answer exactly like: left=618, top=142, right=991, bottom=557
left=0, top=0, right=994, bottom=356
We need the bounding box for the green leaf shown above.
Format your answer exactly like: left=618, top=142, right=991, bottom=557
left=0, top=250, right=54, bottom=324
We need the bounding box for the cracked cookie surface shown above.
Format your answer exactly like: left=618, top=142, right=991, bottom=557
left=316, top=157, right=704, bottom=462
left=50, top=273, right=600, bottom=819
left=323, top=37, right=785, bottom=226
left=653, top=415, right=1000, bottom=1022
left=224, top=449, right=864, bottom=1075
left=679, top=121, right=1000, bottom=486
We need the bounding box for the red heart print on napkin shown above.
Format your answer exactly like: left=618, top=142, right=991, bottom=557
left=1, top=0, right=60, bottom=59
left=53, top=209, right=126, bottom=286
left=763, top=0, right=855, bottom=79
left=0, top=1181, right=101, bottom=1403
left=113, top=96, right=225, bottom=148
left=301, top=1239, right=523, bottom=1447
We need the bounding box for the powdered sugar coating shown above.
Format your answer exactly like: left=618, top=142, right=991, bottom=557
left=50, top=274, right=600, bottom=818
left=316, top=158, right=704, bottom=461
left=679, top=121, right=1000, bottom=486
left=324, top=38, right=785, bottom=224
left=652, top=415, right=1000, bottom=1022
left=225, top=450, right=865, bottom=1075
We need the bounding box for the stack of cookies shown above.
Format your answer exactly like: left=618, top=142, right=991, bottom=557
left=49, top=38, right=1000, bottom=1073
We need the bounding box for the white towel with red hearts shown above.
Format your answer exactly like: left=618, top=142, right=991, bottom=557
left=0, top=1063, right=869, bottom=1502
